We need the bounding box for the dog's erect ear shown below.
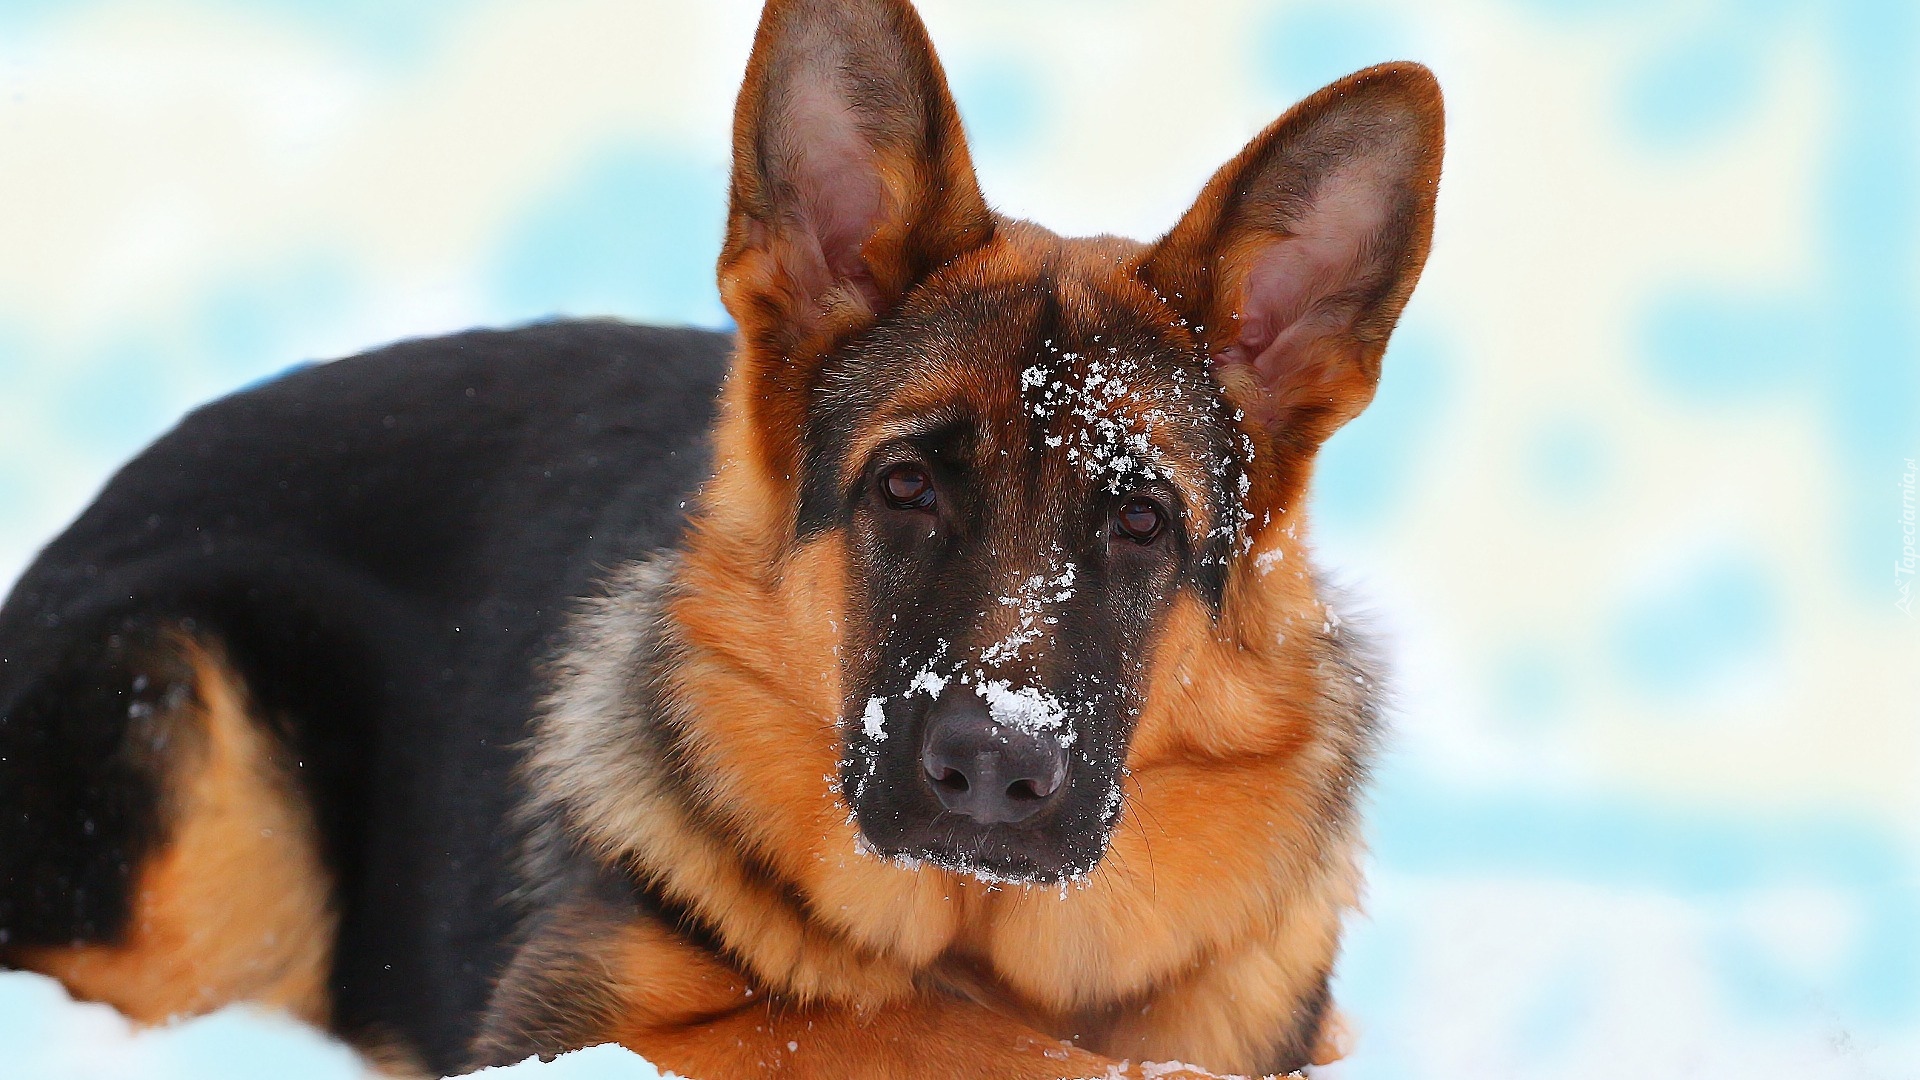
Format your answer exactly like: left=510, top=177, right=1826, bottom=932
left=719, top=0, right=993, bottom=370
left=1139, top=63, right=1443, bottom=463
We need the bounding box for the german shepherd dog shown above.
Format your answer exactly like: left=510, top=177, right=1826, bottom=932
left=0, top=1, right=1441, bottom=1075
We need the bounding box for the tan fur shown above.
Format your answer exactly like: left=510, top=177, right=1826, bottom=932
left=14, top=636, right=335, bottom=1027
left=623, top=991, right=1140, bottom=1080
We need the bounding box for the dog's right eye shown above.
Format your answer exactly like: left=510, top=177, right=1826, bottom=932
left=880, top=464, right=937, bottom=511
left=1113, top=497, right=1167, bottom=544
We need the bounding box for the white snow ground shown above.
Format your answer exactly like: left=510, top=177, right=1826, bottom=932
left=0, top=970, right=670, bottom=1080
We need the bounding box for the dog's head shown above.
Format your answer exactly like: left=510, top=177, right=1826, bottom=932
left=703, top=0, right=1441, bottom=884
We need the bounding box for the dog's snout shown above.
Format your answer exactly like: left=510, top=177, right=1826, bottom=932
left=920, top=686, right=1068, bottom=825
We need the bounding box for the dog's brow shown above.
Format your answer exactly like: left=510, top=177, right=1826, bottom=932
left=1037, top=373, right=1222, bottom=528
left=839, top=405, right=972, bottom=484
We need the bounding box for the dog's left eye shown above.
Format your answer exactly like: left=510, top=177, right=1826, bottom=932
left=1113, top=498, right=1166, bottom=544
left=880, top=463, right=937, bottom=511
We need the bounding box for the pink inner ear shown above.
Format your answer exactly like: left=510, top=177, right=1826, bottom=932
left=787, top=78, right=887, bottom=309
left=1220, top=161, right=1402, bottom=392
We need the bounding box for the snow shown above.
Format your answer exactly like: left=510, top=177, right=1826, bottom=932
left=906, top=667, right=949, bottom=699
left=983, top=564, right=1076, bottom=666
left=857, top=662, right=949, bottom=745
left=977, top=677, right=1071, bottom=742
left=467, top=1045, right=673, bottom=1079
left=1018, top=349, right=1178, bottom=495
left=0, top=970, right=673, bottom=1080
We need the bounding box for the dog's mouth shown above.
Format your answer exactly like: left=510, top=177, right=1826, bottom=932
left=841, top=679, right=1124, bottom=883
left=869, top=818, right=1102, bottom=884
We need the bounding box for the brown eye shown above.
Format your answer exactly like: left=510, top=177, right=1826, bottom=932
left=1114, top=498, right=1165, bottom=544
left=881, top=464, right=936, bottom=510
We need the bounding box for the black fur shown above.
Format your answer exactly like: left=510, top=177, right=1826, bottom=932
left=0, top=320, right=728, bottom=1070
left=1264, top=967, right=1332, bottom=1076
left=0, top=618, right=184, bottom=946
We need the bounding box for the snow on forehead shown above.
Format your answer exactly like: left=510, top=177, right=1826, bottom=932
left=1019, top=335, right=1195, bottom=492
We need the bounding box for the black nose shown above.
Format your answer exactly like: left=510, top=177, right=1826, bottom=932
left=920, top=685, right=1068, bottom=825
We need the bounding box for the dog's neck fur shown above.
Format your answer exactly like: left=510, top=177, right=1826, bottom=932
left=520, top=474, right=1385, bottom=1061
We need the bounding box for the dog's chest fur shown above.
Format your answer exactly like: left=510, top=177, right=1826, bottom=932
left=516, top=538, right=1386, bottom=1067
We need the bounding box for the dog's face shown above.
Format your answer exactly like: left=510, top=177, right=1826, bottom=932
left=802, top=250, right=1246, bottom=880
left=710, top=0, right=1441, bottom=883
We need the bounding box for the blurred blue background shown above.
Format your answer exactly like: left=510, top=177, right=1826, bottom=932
left=0, top=1, right=1916, bottom=1077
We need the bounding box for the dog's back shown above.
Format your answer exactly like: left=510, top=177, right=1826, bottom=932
left=0, top=319, right=727, bottom=1066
